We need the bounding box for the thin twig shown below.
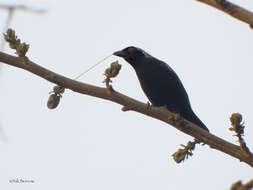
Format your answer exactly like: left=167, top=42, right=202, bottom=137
left=0, top=3, right=47, bottom=50
left=0, top=8, right=14, bottom=51
left=0, top=3, right=47, bottom=60
left=0, top=4, right=47, bottom=14
left=196, top=0, right=253, bottom=29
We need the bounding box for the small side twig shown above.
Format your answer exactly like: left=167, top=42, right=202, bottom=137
left=122, top=105, right=134, bottom=112
left=122, top=102, right=152, bottom=112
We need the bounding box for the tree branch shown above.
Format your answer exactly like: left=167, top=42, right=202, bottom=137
left=196, top=0, right=253, bottom=29
left=0, top=4, right=47, bottom=14
left=0, top=51, right=253, bottom=167
left=231, top=178, right=253, bottom=190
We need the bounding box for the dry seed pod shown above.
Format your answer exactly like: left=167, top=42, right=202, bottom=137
left=47, top=85, right=65, bottom=109
left=47, top=94, right=61, bottom=109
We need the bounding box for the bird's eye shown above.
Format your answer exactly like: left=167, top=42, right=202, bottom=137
left=126, top=47, right=145, bottom=57
left=126, top=47, right=136, bottom=54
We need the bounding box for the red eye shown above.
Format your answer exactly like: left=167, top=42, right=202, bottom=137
left=127, top=47, right=135, bottom=54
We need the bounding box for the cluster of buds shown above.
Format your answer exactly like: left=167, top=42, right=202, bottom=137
left=4, top=28, right=29, bottom=57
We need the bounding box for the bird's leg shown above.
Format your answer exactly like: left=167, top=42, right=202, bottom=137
left=146, top=101, right=152, bottom=109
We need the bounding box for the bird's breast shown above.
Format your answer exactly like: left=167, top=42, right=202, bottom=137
left=134, top=60, right=192, bottom=112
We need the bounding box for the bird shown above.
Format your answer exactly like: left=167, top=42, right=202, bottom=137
left=113, top=46, right=209, bottom=132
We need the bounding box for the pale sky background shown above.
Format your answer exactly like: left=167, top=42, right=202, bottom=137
left=0, top=0, right=253, bottom=189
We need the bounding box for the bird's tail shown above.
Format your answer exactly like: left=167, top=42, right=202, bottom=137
left=182, top=110, right=209, bottom=132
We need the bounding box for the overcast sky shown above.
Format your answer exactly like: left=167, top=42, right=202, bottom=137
left=0, top=0, right=253, bottom=189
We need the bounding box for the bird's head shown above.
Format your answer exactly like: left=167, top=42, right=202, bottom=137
left=113, top=46, right=150, bottom=66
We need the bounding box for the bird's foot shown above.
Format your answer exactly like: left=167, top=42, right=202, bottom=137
left=146, top=102, right=152, bottom=110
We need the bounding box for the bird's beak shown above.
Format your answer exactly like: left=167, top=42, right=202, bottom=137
left=113, top=50, right=127, bottom=58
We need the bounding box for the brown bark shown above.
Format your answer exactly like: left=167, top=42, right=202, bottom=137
left=0, top=51, right=253, bottom=167
left=197, top=0, right=253, bottom=28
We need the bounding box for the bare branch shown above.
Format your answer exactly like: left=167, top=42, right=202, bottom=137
left=0, top=51, right=253, bottom=167
left=0, top=9, right=14, bottom=51
left=0, top=4, right=47, bottom=14
left=243, top=179, right=253, bottom=190
left=231, top=179, right=253, bottom=190
left=196, top=0, right=253, bottom=29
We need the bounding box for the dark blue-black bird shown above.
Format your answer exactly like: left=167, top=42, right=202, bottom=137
left=113, top=46, right=209, bottom=132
